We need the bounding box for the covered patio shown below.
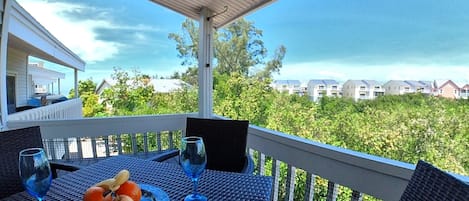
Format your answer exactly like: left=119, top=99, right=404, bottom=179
left=1, top=0, right=85, bottom=122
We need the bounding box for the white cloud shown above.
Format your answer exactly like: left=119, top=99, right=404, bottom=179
left=17, top=0, right=161, bottom=64
left=275, top=61, right=469, bottom=83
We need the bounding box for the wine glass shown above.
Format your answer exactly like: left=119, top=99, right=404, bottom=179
left=18, top=148, right=52, bottom=201
left=180, top=136, right=207, bottom=201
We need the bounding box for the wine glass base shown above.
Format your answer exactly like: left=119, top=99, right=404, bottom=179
left=184, top=194, right=207, bottom=201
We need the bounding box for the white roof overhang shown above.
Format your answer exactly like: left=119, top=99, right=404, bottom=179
left=7, top=0, right=85, bottom=71
left=28, top=65, right=65, bottom=85
left=149, top=0, right=276, bottom=29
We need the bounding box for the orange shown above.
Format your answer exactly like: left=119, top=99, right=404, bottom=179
left=115, top=181, right=141, bottom=201
left=83, top=186, right=112, bottom=201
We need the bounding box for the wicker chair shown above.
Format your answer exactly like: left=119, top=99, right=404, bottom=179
left=160, top=117, right=254, bottom=174
left=399, top=160, right=469, bottom=201
left=0, top=126, right=50, bottom=198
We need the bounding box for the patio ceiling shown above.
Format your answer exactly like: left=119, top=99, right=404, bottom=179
left=149, top=0, right=276, bottom=29
left=8, top=0, right=85, bottom=71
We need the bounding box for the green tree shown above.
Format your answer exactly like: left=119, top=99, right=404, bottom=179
left=68, top=78, right=104, bottom=117
left=100, top=67, right=155, bottom=115
left=169, top=18, right=286, bottom=85
left=68, top=78, right=97, bottom=99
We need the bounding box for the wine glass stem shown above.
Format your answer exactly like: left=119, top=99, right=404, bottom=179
left=37, top=197, right=43, bottom=201
left=192, top=179, right=199, bottom=195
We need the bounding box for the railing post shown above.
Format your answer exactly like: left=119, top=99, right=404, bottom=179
left=271, top=159, right=280, bottom=201
left=62, top=138, right=69, bottom=160
left=326, top=181, right=339, bottom=201
left=285, top=165, right=296, bottom=201
left=258, top=152, right=266, bottom=175
left=131, top=133, right=138, bottom=154
left=104, top=136, right=110, bottom=157
left=76, top=137, right=83, bottom=159
left=91, top=137, right=97, bottom=158
left=304, top=173, right=316, bottom=201
left=157, top=132, right=162, bottom=151
left=169, top=131, right=174, bottom=149
left=143, top=132, right=149, bottom=153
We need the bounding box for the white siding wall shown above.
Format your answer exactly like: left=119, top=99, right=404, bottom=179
left=384, top=83, right=399, bottom=95
left=7, top=47, right=28, bottom=107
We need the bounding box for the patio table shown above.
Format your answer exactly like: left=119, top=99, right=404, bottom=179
left=2, top=156, right=272, bottom=201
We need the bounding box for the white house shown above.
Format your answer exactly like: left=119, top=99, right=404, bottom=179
left=383, top=80, right=432, bottom=95
left=342, top=80, right=384, bottom=101
left=307, top=79, right=341, bottom=102
left=271, top=80, right=304, bottom=95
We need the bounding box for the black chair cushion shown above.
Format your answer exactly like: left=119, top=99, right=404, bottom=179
left=399, top=160, right=469, bottom=201
left=186, top=117, right=249, bottom=173
left=0, top=126, right=43, bottom=199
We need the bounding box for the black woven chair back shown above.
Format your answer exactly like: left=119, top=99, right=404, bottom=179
left=0, top=126, right=43, bottom=199
left=399, top=160, right=469, bottom=201
left=186, top=117, right=249, bottom=173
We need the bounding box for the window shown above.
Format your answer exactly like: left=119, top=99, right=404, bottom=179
left=7, top=75, right=16, bottom=114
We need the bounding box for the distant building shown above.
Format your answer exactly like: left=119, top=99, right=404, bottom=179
left=307, top=79, right=341, bottom=102
left=342, top=80, right=384, bottom=101
left=433, top=80, right=461, bottom=99
left=149, top=79, right=192, bottom=93
left=271, top=80, right=304, bottom=95
left=460, top=84, right=469, bottom=99
left=383, top=80, right=432, bottom=95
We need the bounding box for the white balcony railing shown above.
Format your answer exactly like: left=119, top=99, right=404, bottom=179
left=8, top=98, right=83, bottom=121
left=7, top=113, right=469, bottom=201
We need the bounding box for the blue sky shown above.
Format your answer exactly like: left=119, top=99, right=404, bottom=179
left=17, top=0, right=469, bottom=93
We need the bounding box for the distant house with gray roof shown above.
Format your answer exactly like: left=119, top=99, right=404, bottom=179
left=342, top=80, right=384, bottom=101
left=383, top=80, right=432, bottom=95
left=271, top=80, right=304, bottom=95
left=307, top=79, right=341, bottom=102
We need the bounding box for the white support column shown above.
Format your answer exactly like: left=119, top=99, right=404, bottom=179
left=0, top=0, right=11, bottom=130
left=74, top=69, right=78, bottom=98
left=57, top=78, right=61, bottom=95
left=198, top=7, right=214, bottom=118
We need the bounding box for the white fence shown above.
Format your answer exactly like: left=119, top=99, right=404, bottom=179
left=8, top=98, right=82, bottom=121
